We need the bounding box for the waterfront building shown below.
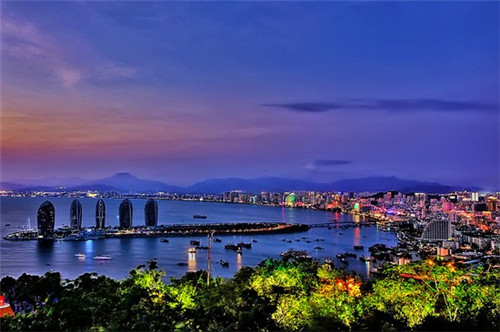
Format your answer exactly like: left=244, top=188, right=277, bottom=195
left=119, top=199, right=133, bottom=228
left=422, top=219, right=452, bottom=241
left=95, top=199, right=106, bottom=228
left=285, top=193, right=296, bottom=207
left=37, top=201, right=55, bottom=236
left=144, top=199, right=158, bottom=226
left=70, top=199, right=82, bottom=229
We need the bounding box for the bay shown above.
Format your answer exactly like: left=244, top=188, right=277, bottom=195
left=0, top=197, right=397, bottom=280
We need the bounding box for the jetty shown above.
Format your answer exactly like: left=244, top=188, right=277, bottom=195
left=4, top=222, right=310, bottom=241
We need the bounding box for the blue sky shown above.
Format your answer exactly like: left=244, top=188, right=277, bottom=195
left=1, top=1, right=499, bottom=189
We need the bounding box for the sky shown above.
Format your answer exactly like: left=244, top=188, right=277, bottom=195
left=1, top=1, right=499, bottom=189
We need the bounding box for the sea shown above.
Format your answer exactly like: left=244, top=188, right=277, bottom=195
left=0, top=197, right=398, bottom=280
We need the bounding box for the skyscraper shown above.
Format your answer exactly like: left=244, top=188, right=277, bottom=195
left=119, top=199, right=133, bottom=229
left=95, top=199, right=106, bottom=229
left=421, top=219, right=452, bottom=241
left=144, top=199, right=158, bottom=227
left=70, top=199, right=82, bottom=229
left=37, top=201, right=55, bottom=236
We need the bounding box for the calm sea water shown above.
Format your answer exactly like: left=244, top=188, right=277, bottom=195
left=0, top=197, right=397, bottom=280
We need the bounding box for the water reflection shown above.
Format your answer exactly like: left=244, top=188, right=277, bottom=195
left=236, top=252, right=242, bottom=271
left=354, top=227, right=360, bottom=246
left=188, top=252, right=196, bottom=272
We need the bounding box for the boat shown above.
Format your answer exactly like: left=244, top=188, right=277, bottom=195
left=325, top=258, right=333, bottom=265
left=237, top=248, right=242, bottom=255
left=187, top=247, right=196, bottom=254
left=359, top=256, right=375, bottom=262
left=195, top=245, right=209, bottom=250
left=314, top=246, right=324, bottom=250
left=252, top=239, right=258, bottom=243
left=280, top=249, right=311, bottom=259
left=177, top=262, right=188, bottom=266
left=74, top=253, right=86, bottom=258
left=213, top=238, right=222, bottom=243
left=193, top=215, right=207, bottom=219
left=354, top=245, right=364, bottom=250
left=93, top=255, right=112, bottom=260
left=160, top=238, right=169, bottom=243
left=220, top=259, right=229, bottom=267
left=237, top=242, right=252, bottom=249
left=190, top=240, right=200, bottom=245
left=340, top=258, right=349, bottom=264
left=225, top=244, right=238, bottom=250
left=4, top=224, right=11, bottom=226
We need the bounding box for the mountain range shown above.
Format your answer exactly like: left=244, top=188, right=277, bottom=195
left=0, top=172, right=481, bottom=194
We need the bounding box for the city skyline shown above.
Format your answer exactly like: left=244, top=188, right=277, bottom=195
left=1, top=1, right=499, bottom=189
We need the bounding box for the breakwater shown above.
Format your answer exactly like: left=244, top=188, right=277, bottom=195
left=4, top=222, right=310, bottom=241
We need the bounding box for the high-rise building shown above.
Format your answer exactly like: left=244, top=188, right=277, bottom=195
left=119, top=199, right=133, bottom=229
left=487, top=196, right=498, bottom=212
left=95, top=199, right=106, bottom=229
left=421, top=219, right=452, bottom=241
left=144, top=199, right=158, bottom=227
left=70, top=199, right=82, bottom=229
left=37, top=201, right=55, bottom=236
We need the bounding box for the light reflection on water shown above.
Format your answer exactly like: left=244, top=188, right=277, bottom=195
left=0, top=197, right=398, bottom=280
left=188, top=252, right=197, bottom=272
left=236, top=252, right=242, bottom=271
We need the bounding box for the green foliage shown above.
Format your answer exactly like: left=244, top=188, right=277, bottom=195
left=1, top=258, right=499, bottom=331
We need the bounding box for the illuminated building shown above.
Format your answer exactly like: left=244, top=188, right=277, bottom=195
left=37, top=201, right=55, bottom=236
left=487, top=196, right=497, bottom=212
left=70, top=199, right=82, bottom=229
left=144, top=199, right=158, bottom=226
left=95, top=199, right=106, bottom=228
left=119, top=199, right=133, bottom=229
left=421, top=219, right=452, bottom=241
left=285, top=193, right=296, bottom=207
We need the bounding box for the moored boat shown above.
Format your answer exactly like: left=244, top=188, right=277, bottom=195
left=93, top=255, right=112, bottom=260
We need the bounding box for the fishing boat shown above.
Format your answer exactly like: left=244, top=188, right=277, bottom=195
left=93, top=255, right=112, bottom=260
left=190, top=240, right=200, bottom=245
left=160, top=238, right=169, bottom=243
left=213, top=238, right=222, bottom=243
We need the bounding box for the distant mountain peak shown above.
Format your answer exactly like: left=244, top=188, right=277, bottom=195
left=114, top=172, right=134, bottom=177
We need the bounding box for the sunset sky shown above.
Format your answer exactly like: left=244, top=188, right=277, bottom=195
left=1, top=1, right=498, bottom=189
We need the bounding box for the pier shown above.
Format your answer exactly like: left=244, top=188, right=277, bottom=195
left=4, top=222, right=310, bottom=241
